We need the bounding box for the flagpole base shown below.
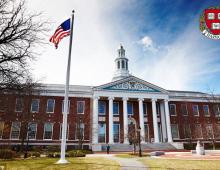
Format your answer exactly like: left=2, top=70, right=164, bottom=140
left=56, top=158, right=69, bottom=164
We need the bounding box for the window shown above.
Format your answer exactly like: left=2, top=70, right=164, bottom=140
left=43, top=123, right=53, bottom=139
left=181, top=104, right=188, bottom=116
left=117, top=61, right=120, bottom=69
left=208, top=13, right=215, bottom=20
left=183, top=124, right=191, bottom=139
left=15, top=98, right=23, bottom=112
left=126, top=62, right=128, bottom=70
left=192, top=124, right=203, bottom=139
left=28, top=123, right=37, bottom=140
left=213, top=105, right=220, bottom=117
left=77, top=101, right=85, bottom=114
left=62, top=100, right=70, bottom=114
left=122, top=60, right=125, bottom=69
left=98, top=123, right=106, bottom=143
left=0, top=121, right=4, bottom=139
left=169, top=104, right=176, bottom=116
left=192, top=105, right=199, bottom=116
left=10, top=122, right=21, bottom=139
left=31, top=99, right=39, bottom=113
left=0, top=98, right=5, bottom=112
left=215, top=124, right=220, bottom=139
left=203, top=105, right=210, bottom=116
left=46, top=99, right=55, bottom=113
left=144, top=124, right=149, bottom=142
left=98, top=101, right=106, bottom=115
left=75, top=123, right=84, bottom=140
left=156, top=103, right=160, bottom=115
left=206, top=124, right=213, bottom=139
left=113, top=123, right=120, bottom=143
left=171, top=124, right=179, bottom=139
left=60, top=123, right=69, bottom=140
left=113, top=102, right=119, bottom=115
left=127, top=102, right=133, bottom=115
left=143, top=103, right=147, bottom=115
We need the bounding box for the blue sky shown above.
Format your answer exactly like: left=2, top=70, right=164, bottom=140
left=28, top=0, right=220, bottom=94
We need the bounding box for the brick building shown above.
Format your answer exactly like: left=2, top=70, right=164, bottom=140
left=0, top=45, right=220, bottom=151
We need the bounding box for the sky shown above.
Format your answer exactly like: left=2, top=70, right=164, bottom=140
left=27, top=0, right=220, bottom=93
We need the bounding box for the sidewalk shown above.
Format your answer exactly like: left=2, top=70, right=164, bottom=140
left=87, top=154, right=147, bottom=170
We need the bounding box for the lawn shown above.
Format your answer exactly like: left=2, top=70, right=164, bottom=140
left=140, top=157, right=220, bottom=170
left=115, top=153, right=150, bottom=158
left=0, top=157, right=120, bottom=170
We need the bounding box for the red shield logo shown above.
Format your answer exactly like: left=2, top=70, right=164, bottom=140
left=204, top=8, right=220, bottom=35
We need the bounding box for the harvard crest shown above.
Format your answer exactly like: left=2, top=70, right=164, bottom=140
left=200, top=7, right=220, bottom=39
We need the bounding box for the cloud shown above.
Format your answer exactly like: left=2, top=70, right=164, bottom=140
left=139, top=36, right=158, bottom=52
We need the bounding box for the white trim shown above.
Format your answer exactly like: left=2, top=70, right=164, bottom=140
left=43, top=122, right=53, bottom=140
left=192, top=105, right=199, bottom=116
left=10, top=122, right=21, bottom=140
left=75, top=123, right=84, bottom=140
left=113, top=122, right=120, bottom=143
left=46, top=99, right=55, bottom=113
left=181, top=104, right=188, bottom=116
left=171, top=124, right=180, bottom=139
left=127, top=101, right=134, bottom=116
left=30, top=99, right=40, bottom=113
left=98, top=122, right=106, bottom=143
left=27, top=122, right=37, bottom=140
left=169, top=104, right=177, bottom=116
left=77, top=100, right=85, bottom=114
left=15, top=98, right=23, bottom=112
left=203, top=105, right=210, bottom=117
left=144, top=123, right=150, bottom=142
left=98, top=101, right=106, bottom=115
left=113, top=101, right=119, bottom=115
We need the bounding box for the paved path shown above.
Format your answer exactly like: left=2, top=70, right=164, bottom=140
left=87, top=154, right=147, bottom=170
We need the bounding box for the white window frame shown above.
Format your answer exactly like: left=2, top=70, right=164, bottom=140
left=15, top=98, right=23, bottom=112
left=171, top=124, right=180, bottom=139
left=203, top=105, right=210, bottom=117
left=144, top=123, right=150, bottom=142
left=98, top=101, right=106, bottom=115
left=75, top=123, right=84, bottom=140
left=213, top=105, right=220, bottom=117
left=27, top=122, right=37, bottom=140
left=169, top=104, right=177, bottom=116
left=183, top=124, right=191, bottom=139
left=98, top=123, right=106, bottom=143
left=113, top=102, right=119, bottom=115
left=192, top=105, right=199, bottom=116
left=194, top=124, right=203, bottom=139
left=62, top=100, right=70, bottom=114
left=143, top=103, right=147, bottom=116
left=181, top=104, right=188, bottom=116
left=46, top=99, right=55, bottom=113
left=77, top=101, right=85, bottom=114
left=10, top=122, right=21, bottom=140
left=43, top=123, right=53, bottom=140
left=60, top=123, right=69, bottom=140
left=113, top=123, right=120, bottom=143
left=31, top=99, right=40, bottom=113
left=0, top=121, right=4, bottom=139
left=127, top=102, right=134, bottom=116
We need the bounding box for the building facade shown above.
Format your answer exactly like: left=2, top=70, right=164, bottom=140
left=0, top=45, right=220, bottom=150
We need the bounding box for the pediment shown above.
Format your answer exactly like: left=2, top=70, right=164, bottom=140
left=94, top=76, right=168, bottom=93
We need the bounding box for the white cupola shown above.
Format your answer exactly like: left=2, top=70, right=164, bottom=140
left=112, top=44, right=130, bottom=81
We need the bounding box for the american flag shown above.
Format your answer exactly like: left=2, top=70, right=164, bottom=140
left=50, top=18, right=71, bottom=49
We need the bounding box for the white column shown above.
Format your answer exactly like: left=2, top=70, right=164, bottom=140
left=164, top=99, right=173, bottom=142
left=138, top=98, right=145, bottom=143
left=152, top=98, right=159, bottom=143
left=108, top=97, right=114, bottom=144
left=92, top=96, right=99, bottom=144
left=160, top=102, right=167, bottom=142
left=123, top=97, right=129, bottom=144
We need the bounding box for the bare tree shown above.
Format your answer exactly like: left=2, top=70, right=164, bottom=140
left=0, top=0, right=49, bottom=90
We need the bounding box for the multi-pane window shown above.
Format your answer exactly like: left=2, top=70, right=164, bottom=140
left=203, top=105, right=210, bottom=116
left=113, top=102, right=119, bottom=115
left=181, top=104, right=188, bottom=116
left=144, top=124, right=149, bottom=142
left=10, top=122, right=21, bottom=139
left=143, top=103, right=147, bottom=115
left=46, top=99, right=55, bottom=113
left=192, top=124, right=203, bottom=139
left=215, top=124, right=220, bottom=139
left=44, top=123, right=53, bottom=139
left=213, top=105, right=220, bottom=117
left=75, top=123, right=84, bottom=140
left=28, top=123, right=37, bottom=140
left=62, top=100, right=70, bottom=114
left=60, top=123, right=69, bottom=139
left=171, top=124, right=179, bottom=139
left=77, top=101, right=84, bottom=114
left=31, top=99, right=39, bottom=113
left=192, top=105, right=199, bottom=116
left=127, top=102, right=133, bottom=115
left=183, top=124, right=191, bottom=138
left=98, top=123, right=106, bottom=143
left=0, top=98, right=5, bottom=112
left=169, top=104, right=176, bottom=116
left=113, top=123, right=120, bottom=143
left=15, top=98, right=23, bottom=112
left=206, top=124, right=213, bottom=139
left=156, top=103, right=160, bottom=115
left=98, top=101, right=106, bottom=115
left=0, top=121, right=4, bottom=139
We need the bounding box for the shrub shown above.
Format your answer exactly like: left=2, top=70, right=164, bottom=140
left=32, top=152, right=41, bottom=157
left=47, top=153, right=54, bottom=158
left=54, top=152, right=60, bottom=158
left=0, top=149, right=17, bottom=159
left=47, top=146, right=60, bottom=152
left=68, top=150, right=86, bottom=157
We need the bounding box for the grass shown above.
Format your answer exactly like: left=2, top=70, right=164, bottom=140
left=0, top=157, right=120, bottom=170
left=115, top=153, right=150, bottom=158
left=139, top=158, right=220, bottom=170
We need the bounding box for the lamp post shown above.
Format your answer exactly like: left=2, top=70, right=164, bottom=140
left=137, top=126, right=142, bottom=157
left=24, top=126, right=31, bottom=158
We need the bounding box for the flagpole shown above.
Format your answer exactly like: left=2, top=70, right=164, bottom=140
left=57, top=10, right=75, bottom=164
